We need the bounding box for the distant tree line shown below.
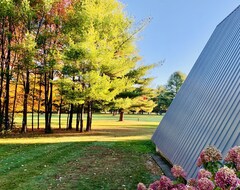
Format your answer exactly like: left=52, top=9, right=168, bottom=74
left=0, top=0, right=157, bottom=133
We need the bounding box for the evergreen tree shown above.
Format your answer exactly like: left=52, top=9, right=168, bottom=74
left=114, top=64, right=156, bottom=121
left=166, top=71, right=186, bottom=97
left=59, top=0, right=138, bottom=131
left=155, top=71, right=186, bottom=113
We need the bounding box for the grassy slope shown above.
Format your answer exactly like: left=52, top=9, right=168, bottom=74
left=0, top=114, right=163, bottom=190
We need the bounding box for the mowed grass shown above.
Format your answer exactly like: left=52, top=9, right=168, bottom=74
left=0, top=114, right=163, bottom=190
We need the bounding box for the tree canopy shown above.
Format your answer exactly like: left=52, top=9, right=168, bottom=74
left=154, top=71, right=186, bottom=114
left=0, top=0, right=155, bottom=133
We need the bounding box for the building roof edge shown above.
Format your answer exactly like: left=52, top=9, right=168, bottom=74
left=216, top=5, right=240, bottom=28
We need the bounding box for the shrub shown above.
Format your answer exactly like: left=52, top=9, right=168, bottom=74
left=138, top=146, right=240, bottom=190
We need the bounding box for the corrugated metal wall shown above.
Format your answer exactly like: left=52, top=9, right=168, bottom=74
left=152, top=6, right=240, bottom=178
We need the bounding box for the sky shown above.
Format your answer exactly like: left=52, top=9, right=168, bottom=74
left=118, top=0, right=240, bottom=88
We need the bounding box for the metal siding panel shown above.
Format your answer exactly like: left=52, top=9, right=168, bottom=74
left=152, top=6, right=240, bottom=178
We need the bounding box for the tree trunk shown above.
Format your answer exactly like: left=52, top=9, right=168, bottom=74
left=119, top=109, right=124, bottom=121
left=86, top=101, right=92, bottom=132
left=76, top=104, right=80, bottom=131
left=37, top=74, right=42, bottom=130
left=44, top=70, right=50, bottom=133
left=0, top=66, right=4, bottom=130
left=4, top=50, right=10, bottom=131
left=68, top=104, right=74, bottom=130
left=4, top=20, right=13, bottom=131
left=68, top=76, right=75, bottom=130
left=80, top=104, right=84, bottom=133
left=31, top=69, right=37, bottom=131
left=66, top=105, right=70, bottom=129
left=0, top=19, right=6, bottom=130
left=47, top=70, right=53, bottom=132
left=58, top=96, right=63, bottom=129
left=90, top=104, right=92, bottom=130
left=21, top=70, right=30, bottom=133
left=11, top=69, right=19, bottom=129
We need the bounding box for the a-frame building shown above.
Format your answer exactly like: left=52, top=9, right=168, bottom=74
left=152, top=5, right=240, bottom=178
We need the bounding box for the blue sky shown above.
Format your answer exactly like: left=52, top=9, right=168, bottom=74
left=119, top=1, right=240, bottom=87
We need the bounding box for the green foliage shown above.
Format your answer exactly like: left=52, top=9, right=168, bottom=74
left=55, top=78, right=84, bottom=105
left=166, top=71, right=186, bottom=97
left=156, top=85, right=172, bottom=111
left=16, top=32, right=37, bottom=68
left=155, top=71, right=186, bottom=113
left=0, top=0, right=154, bottom=131
left=59, top=0, right=141, bottom=112
left=131, top=96, right=156, bottom=113
left=114, top=64, right=156, bottom=113
left=0, top=0, right=14, bottom=17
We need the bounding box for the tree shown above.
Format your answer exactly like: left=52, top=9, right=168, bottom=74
left=114, top=64, right=156, bottom=121
left=155, top=85, right=171, bottom=114
left=166, top=71, right=186, bottom=98
left=0, top=0, right=152, bottom=133
left=0, top=0, right=16, bottom=131
left=58, top=0, right=139, bottom=131
left=154, top=71, right=186, bottom=114
left=34, top=0, right=72, bottom=133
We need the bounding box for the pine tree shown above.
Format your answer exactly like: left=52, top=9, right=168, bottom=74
left=58, top=0, right=139, bottom=131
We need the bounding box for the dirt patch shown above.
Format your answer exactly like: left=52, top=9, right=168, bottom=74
left=145, top=156, right=163, bottom=176
left=47, top=146, right=162, bottom=189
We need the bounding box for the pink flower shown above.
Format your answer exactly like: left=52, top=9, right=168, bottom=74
left=196, top=157, right=203, bottom=167
left=187, top=178, right=198, bottom=187
left=197, top=169, right=212, bottom=179
left=137, top=183, right=147, bottom=190
left=171, top=165, right=187, bottom=178
left=198, top=177, right=215, bottom=190
left=186, top=186, right=197, bottom=190
left=158, top=176, right=173, bottom=190
left=171, top=184, right=188, bottom=190
left=225, top=146, right=240, bottom=162
left=215, top=167, right=238, bottom=189
left=233, top=178, right=240, bottom=189
left=149, top=180, right=160, bottom=190
left=225, top=146, right=240, bottom=171
left=197, top=146, right=222, bottom=167
left=236, top=155, right=240, bottom=170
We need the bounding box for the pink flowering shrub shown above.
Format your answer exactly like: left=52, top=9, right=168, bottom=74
left=225, top=146, right=240, bottom=172
left=197, top=146, right=222, bottom=166
left=171, top=165, right=187, bottom=178
left=198, top=177, right=215, bottom=190
left=187, top=178, right=198, bottom=187
left=197, top=169, right=212, bottom=179
left=215, top=167, right=238, bottom=189
left=137, top=146, right=240, bottom=190
left=197, top=146, right=223, bottom=174
left=137, top=183, right=147, bottom=190
left=158, top=176, right=173, bottom=190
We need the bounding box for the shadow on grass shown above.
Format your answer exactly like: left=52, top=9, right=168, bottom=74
left=0, top=140, right=162, bottom=190
left=0, top=124, right=158, bottom=140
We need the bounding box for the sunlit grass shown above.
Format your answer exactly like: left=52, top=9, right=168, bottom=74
left=2, top=114, right=161, bottom=144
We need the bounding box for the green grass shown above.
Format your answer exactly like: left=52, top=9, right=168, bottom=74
left=0, top=114, right=163, bottom=190
left=13, top=113, right=162, bottom=128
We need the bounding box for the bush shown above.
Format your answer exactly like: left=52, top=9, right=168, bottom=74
left=138, top=146, right=240, bottom=190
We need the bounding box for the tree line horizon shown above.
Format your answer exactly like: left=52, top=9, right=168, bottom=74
left=0, top=0, right=186, bottom=134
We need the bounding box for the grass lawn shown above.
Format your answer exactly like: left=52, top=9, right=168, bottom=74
left=0, top=114, right=163, bottom=190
